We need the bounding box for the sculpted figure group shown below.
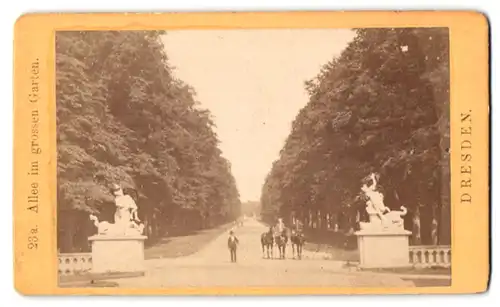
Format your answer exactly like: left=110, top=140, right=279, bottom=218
left=89, top=183, right=145, bottom=236
left=359, top=173, right=407, bottom=231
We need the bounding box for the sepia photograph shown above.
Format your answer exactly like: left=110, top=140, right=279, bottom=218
left=56, top=27, right=452, bottom=289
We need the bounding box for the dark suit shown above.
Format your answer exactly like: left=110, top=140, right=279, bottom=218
left=228, top=236, right=239, bottom=262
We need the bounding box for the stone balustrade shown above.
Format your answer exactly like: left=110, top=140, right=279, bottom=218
left=58, top=245, right=451, bottom=275
left=58, top=253, right=92, bottom=276
left=409, top=245, right=451, bottom=268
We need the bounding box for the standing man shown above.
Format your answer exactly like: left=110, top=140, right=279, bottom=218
left=227, top=230, right=239, bottom=263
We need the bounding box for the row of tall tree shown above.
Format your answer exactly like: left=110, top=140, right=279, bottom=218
left=261, top=28, right=450, bottom=246
left=57, top=31, right=241, bottom=252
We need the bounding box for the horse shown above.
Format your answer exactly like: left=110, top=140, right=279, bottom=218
left=261, top=228, right=274, bottom=259
left=274, top=228, right=288, bottom=259
left=290, top=229, right=305, bottom=259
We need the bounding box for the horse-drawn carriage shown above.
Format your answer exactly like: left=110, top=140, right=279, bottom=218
left=260, top=218, right=305, bottom=260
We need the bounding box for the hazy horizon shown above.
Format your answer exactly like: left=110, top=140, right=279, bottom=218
left=162, top=29, right=355, bottom=202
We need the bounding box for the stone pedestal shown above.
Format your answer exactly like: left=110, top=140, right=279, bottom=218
left=355, top=230, right=412, bottom=269
left=88, top=235, right=147, bottom=274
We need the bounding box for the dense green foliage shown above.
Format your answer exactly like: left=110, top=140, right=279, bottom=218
left=261, top=28, right=450, bottom=245
left=57, top=31, right=240, bottom=252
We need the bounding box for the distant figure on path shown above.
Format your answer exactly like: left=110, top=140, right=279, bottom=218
left=228, top=230, right=239, bottom=263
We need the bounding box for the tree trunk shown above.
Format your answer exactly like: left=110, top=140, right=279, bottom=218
left=438, top=170, right=451, bottom=245
left=144, top=214, right=152, bottom=238
left=420, top=204, right=433, bottom=245
left=412, top=205, right=422, bottom=245
left=438, top=202, right=451, bottom=245
left=58, top=211, right=76, bottom=252
left=331, top=213, right=338, bottom=232
left=308, top=209, right=313, bottom=228
left=431, top=206, right=439, bottom=245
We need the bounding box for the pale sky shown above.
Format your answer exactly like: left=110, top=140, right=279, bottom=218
left=162, top=29, right=355, bottom=202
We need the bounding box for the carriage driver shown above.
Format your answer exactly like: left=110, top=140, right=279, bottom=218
left=276, top=217, right=285, bottom=234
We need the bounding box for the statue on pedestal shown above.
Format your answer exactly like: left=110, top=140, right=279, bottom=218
left=89, top=183, right=145, bottom=236
left=359, top=173, right=407, bottom=231
left=355, top=173, right=412, bottom=269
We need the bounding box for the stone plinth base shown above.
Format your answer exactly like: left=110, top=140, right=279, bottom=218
left=88, top=235, right=147, bottom=274
left=355, top=230, right=411, bottom=269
